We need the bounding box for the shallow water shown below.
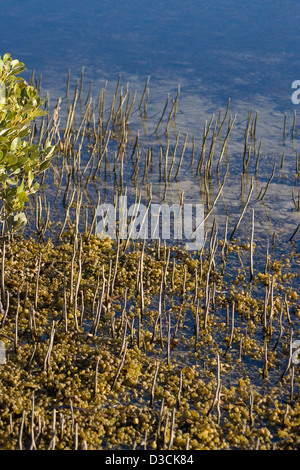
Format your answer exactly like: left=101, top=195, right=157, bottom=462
left=2, top=4, right=300, bottom=451
left=2, top=0, right=300, bottom=357
left=4, top=0, right=297, bottom=248
left=2, top=0, right=300, bottom=132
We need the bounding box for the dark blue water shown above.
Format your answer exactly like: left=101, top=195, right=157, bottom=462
left=2, top=0, right=299, bottom=115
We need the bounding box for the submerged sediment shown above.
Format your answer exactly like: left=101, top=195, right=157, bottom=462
left=0, top=73, right=299, bottom=449
left=0, top=231, right=299, bottom=450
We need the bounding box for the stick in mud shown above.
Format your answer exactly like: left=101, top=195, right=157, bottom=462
left=250, top=208, right=255, bottom=282
left=149, top=361, right=160, bottom=406
left=230, top=175, right=254, bottom=240
left=112, top=341, right=128, bottom=391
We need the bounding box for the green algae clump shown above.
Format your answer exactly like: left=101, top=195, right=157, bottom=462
left=0, top=232, right=298, bottom=450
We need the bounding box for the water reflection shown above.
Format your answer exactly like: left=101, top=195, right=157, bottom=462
left=24, top=69, right=298, bottom=263
left=1, top=0, right=299, bottom=252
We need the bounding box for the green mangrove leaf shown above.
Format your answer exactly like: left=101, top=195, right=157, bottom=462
left=10, top=136, right=21, bottom=152
left=6, top=211, right=27, bottom=231
left=0, top=53, right=56, bottom=229
left=27, top=169, right=33, bottom=189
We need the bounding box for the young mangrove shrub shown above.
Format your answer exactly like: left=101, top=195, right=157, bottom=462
left=0, top=53, right=56, bottom=231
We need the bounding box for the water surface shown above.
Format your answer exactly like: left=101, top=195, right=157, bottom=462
left=1, top=0, right=300, bottom=247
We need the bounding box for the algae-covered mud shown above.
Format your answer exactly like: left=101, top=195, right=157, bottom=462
left=0, top=75, right=299, bottom=450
